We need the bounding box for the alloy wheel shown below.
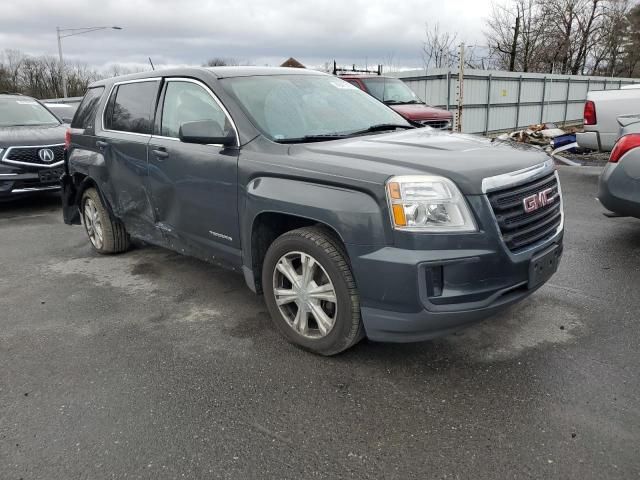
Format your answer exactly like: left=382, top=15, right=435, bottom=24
left=272, top=251, right=338, bottom=339
left=84, top=198, right=104, bottom=250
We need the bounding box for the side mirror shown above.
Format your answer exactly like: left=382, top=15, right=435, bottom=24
left=61, top=117, right=73, bottom=124
left=179, top=120, right=236, bottom=146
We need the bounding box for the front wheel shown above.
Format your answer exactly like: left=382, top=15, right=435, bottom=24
left=262, top=227, right=364, bottom=356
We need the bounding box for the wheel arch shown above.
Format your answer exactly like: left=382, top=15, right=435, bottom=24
left=241, top=176, right=388, bottom=294
left=247, top=211, right=345, bottom=294
left=73, top=174, right=117, bottom=218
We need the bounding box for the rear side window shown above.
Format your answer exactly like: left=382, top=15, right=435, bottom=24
left=104, top=81, right=158, bottom=134
left=71, top=87, right=104, bottom=129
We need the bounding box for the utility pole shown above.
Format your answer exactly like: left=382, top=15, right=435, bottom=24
left=455, top=43, right=465, bottom=133
left=56, top=27, right=67, bottom=98
left=56, top=26, right=122, bottom=98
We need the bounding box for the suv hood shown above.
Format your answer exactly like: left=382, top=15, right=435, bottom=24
left=290, top=129, right=550, bottom=195
left=388, top=103, right=452, bottom=121
left=0, top=124, right=67, bottom=149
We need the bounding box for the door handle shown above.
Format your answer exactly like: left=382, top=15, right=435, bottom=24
left=96, top=140, right=109, bottom=149
left=152, top=148, right=169, bottom=159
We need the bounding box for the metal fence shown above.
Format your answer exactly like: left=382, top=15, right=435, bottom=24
left=389, top=68, right=640, bottom=134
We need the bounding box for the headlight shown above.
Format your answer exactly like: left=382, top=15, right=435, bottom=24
left=386, top=175, right=477, bottom=232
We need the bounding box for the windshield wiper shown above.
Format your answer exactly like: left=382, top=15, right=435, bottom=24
left=274, top=124, right=414, bottom=143
left=385, top=100, right=421, bottom=105
left=348, top=123, right=415, bottom=136
left=275, top=134, right=350, bottom=144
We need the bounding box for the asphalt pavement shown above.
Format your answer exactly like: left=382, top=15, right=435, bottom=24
left=1, top=166, right=639, bottom=479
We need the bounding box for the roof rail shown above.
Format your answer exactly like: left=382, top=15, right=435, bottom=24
left=0, top=91, right=24, bottom=96
left=332, top=60, right=382, bottom=76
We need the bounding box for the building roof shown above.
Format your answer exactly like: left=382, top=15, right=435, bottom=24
left=280, top=57, right=306, bottom=68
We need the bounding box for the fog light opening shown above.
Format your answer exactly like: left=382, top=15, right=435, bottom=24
left=426, top=266, right=443, bottom=297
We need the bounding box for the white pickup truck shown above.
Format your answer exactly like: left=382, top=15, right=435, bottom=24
left=577, top=88, right=640, bottom=152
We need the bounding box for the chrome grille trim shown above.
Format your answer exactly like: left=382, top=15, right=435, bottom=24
left=1, top=143, right=65, bottom=168
left=481, top=159, right=555, bottom=194
left=486, top=168, right=564, bottom=254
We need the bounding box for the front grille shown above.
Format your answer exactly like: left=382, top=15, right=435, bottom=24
left=487, top=172, right=562, bottom=253
left=4, top=145, right=64, bottom=166
left=421, top=120, right=451, bottom=129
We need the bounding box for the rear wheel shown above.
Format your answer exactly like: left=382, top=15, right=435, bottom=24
left=81, top=188, right=130, bottom=254
left=262, top=227, right=364, bottom=355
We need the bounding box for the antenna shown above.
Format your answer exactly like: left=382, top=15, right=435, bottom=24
left=148, top=57, right=155, bottom=71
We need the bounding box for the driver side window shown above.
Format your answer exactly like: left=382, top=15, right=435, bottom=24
left=161, top=81, right=228, bottom=138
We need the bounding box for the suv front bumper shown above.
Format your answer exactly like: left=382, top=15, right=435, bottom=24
left=349, top=234, right=563, bottom=342
left=347, top=171, right=564, bottom=343
left=0, top=171, right=62, bottom=199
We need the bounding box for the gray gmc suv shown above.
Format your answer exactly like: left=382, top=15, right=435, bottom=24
left=63, top=67, right=564, bottom=355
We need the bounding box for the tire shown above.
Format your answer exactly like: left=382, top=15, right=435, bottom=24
left=262, top=226, right=364, bottom=356
left=81, top=188, right=130, bottom=254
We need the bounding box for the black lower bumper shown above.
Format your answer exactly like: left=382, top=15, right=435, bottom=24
left=348, top=234, right=563, bottom=343
left=361, top=282, right=541, bottom=342
left=0, top=176, right=61, bottom=200
left=0, top=167, right=64, bottom=199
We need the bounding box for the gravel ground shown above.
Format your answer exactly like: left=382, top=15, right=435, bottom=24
left=1, top=166, right=639, bottom=480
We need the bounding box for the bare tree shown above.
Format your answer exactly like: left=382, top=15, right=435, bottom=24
left=421, top=23, right=458, bottom=69
left=626, top=3, right=640, bottom=76
left=590, top=0, right=635, bottom=76
left=378, top=52, right=399, bottom=73
left=485, top=1, right=520, bottom=70
left=0, top=48, right=101, bottom=98
left=485, top=0, right=549, bottom=72
left=0, top=49, right=26, bottom=92
left=484, top=0, right=633, bottom=75
left=203, top=57, right=239, bottom=67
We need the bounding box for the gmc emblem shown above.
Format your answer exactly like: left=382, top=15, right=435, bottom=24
left=523, top=188, right=555, bottom=213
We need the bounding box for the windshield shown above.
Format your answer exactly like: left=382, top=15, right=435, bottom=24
left=362, top=78, right=420, bottom=104
left=221, top=75, right=410, bottom=141
left=44, top=103, right=78, bottom=122
left=0, top=97, right=60, bottom=127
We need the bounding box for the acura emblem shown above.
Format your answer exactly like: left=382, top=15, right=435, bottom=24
left=38, top=148, right=55, bottom=163
left=523, top=188, right=555, bottom=213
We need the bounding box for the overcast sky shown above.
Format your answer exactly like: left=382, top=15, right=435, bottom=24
left=1, top=0, right=493, bottom=71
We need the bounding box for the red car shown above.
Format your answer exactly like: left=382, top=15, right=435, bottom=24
left=339, top=75, right=453, bottom=130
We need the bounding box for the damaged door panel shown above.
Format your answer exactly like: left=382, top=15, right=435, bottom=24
left=100, top=79, right=160, bottom=238
left=147, top=78, right=242, bottom=267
